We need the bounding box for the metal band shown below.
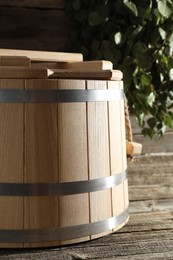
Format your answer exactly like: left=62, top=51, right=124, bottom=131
left=0, top=209, right=129, bottom=243
left=0, top=89, right=123, bottom=103
left=0, top=171, right=127, bottom=196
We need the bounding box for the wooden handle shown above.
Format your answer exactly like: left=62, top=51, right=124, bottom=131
left=126, top=141, right=142, bottom=156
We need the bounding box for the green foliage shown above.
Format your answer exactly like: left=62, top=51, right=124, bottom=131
left=66, top=0, right=173, bottom=137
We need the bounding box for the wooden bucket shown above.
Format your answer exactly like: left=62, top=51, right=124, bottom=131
left=0, top=78, right=129, bottom=248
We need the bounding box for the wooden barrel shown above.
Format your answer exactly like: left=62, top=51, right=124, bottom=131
left=0, top=78, right=129, bottom=248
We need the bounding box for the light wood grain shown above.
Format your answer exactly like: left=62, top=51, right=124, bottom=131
left=32, top=62, right=67, bottom=69
left=33, top=60, right=113, bottom=71
left=119, top=81, right=129, bottom=211
left=57, top=79, right=89, bottom=245
left=107, top=80, right=128, bottom=233
left=24, top=79, right=58, bottom=247
left=0, top=0, right=65, bottom=8
left=87, top=80, right=112, bottom=239
left=50, top=69, right=123, bottom=80
left=0, top=56, right=31, bottom=66
left=126, top=141, right=142, bottom=156
left=0, top=79, right=24, bottom=248
left=0, top=77, right=127, bottom=248
left=0, top=66, right=51, bottom=78
left=0, top=49, right=83, bottom=62
left=65, top=60, right=113, bottom=70
left=0, top=150, right=173, bottom=257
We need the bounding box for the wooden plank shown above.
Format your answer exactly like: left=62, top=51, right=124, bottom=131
left=50, top=69, right=123, bottom=80
left=133, top=132, right=173, bottom=154
left=0, top=250, right=74, bottom=259
left=119, top=81, right=129, bottom=212
left=119, top=212, right=173, bottom=233
left=56, top=229, right=173, bottom=259
left=108, top=253, right=173, bottom=260
left=128, top=155, right=173, bottom=186
left=24, top=79, right=58, bottom=247
left=0, top=79, right=24, bottom=248
left=0, top=7, right=69, bottom=52
left=87, top=80, right=112, bottom=239
left=1, top=246, right=173, bottom=260
left=0, top=66, right=51, bottom=78
left=128, top=155, right=173, bottom=182
left=129, top=198, right=173, bottom=214
left=129, top=153, right=173, bottom=164
left=107, top=80, right=128, bottom=233
left=33, top=60, right=113, bottom=71
left=0, top=0, right=65, bottom=9
left=65, top=60, right=113, bottom=70
left=71, top=226, right=173, bottom=258
left=128, top=169, right=173, bottom=186
left=0, top=56, right=31, bottom=66
left=57, top=79, right=89, bottom=245
left=0, top=49, right=82, bottom=62
left=129, top=185, right=173, bottom=201
left=32, top=62, right=67, bottom=69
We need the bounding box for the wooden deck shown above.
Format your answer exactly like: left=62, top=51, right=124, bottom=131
left=0, top=150, right=173, bottom=259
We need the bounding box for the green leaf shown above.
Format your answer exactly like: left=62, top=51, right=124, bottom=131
left=157, top=0, right=172, bottom=18
left=88, top=12, right=104, bottom=26
left=169, top=68, right=173, bottom=80
left=133, top=42, right=152, bottom=69
left=141, top=74, right=152, bottom=86
left=72, top=0, right=81, bottom=10
left=137, top=112, right=145, bottom=127
left=165, top=114, right=173, bottom=127
left=147, top=117, right=157, bottom=128
left=158, top=27, right=166, bottom=40
left=149, top=27, right=160, bottom=44
left=142, top=127, right=155, bottom=138
left=147, top=92, right=155, bottom=107
left=123, top=67, right=134, bottom=91
left=132, top=25, right=143, bottom=37
left=114, top=32, right=122, bottom=45
left=66, top=0, right=173, bottom=137
left=157, top=123, right=167, bottom=136
left=123, top=0, right=138, bottom=17
left=74, top=10, right=87, bottom=22
left=137, top=1, right=152, bottom=19
left=166, top=95, right=173, bottom=108
left=168, top=33, right=173, bottom=51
